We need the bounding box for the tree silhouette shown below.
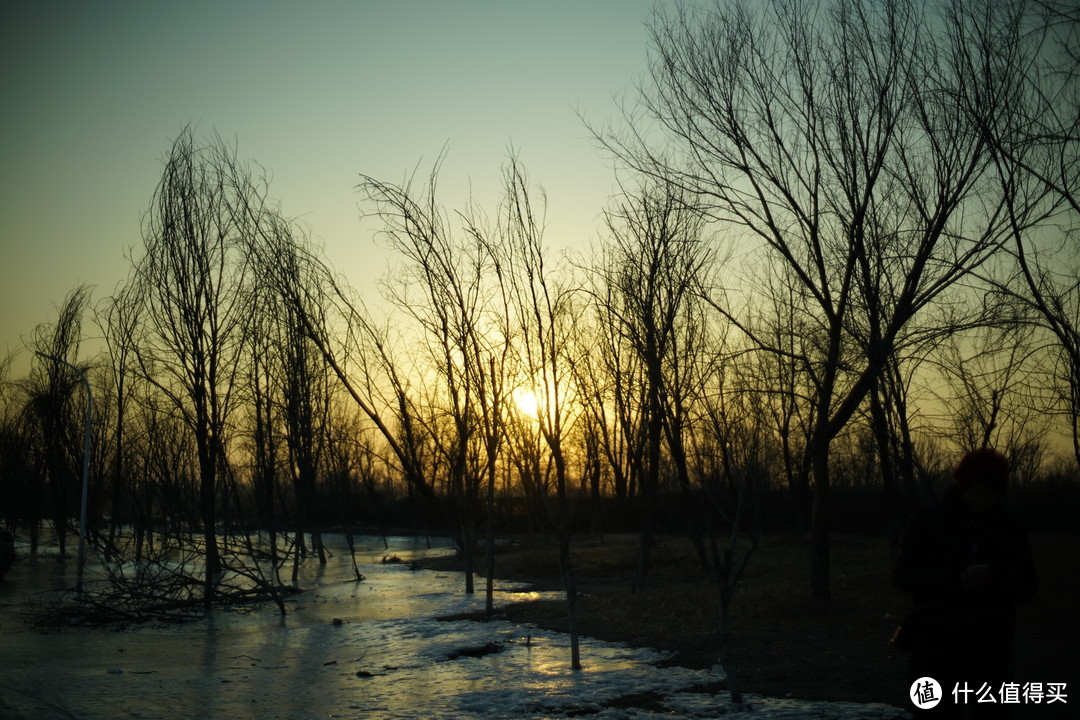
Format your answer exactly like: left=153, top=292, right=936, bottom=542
left=600, top=0, right=1029, bottom=600
left=951, top=0, right=1080, bottom=467
left=26, top=285, right=91, bottom=558
left=491, top=155, right=583, bottom=667
left=132, top=128, right=251, bottom=608
left=599, top=181, right=712, bottom=592
left=359, top=156, right=507, bottom=594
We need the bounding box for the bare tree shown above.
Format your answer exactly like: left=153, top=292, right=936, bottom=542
left=238, top=177, right=441, bottom=537
left=25, top=285, right=92, bottom=557
left=94, top=281, right=143, bottom=558
left=0, top=353, right=39, bottom=545
left=600, top=0, right=1023, bottom=600
left=583, top=270, right=645, bottom=509
left=358, top=157, right=507, bottom=594
left=746, top=262, right=817, bottom=532
left=323, top=405, right=377, bottom=580
left=132, top=128, right=251, bottom=608
left=931, top=321, right=1055, bottom=474
left=598, top=181, right=712, bottom=593
left=487, top=155, right=583, bottom=667
left=948, top=0, right=1080, bottom=467
left=273, top=253, right=334, bottom=570
left=867, top=351, right=924, bottom=557
left=567, top=311, right=631, bottom=527
left=240, top=271, right=288, bottom=583
left=694, top=348, right=768, bottom=705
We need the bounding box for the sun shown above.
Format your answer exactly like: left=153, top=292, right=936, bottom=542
left=512, top=387, right=540, bottom=418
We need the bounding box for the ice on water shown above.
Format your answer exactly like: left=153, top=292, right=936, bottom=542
left=0, top=534, right=907, bottom=719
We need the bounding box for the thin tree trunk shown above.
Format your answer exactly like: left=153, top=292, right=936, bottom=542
left=199, top=444, right=219, bottom=610
left=559, top=532, right=582, bottom=671
left=809, top=439, right=831, bottom=604
left=718, top=589, right=744, bottom=705
left=462, top=519, right=475, bottom=595
left=484, top=468, right=496, bottom=619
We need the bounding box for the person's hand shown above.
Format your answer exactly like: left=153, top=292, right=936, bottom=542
left=960, top=563, right=990, bottom=590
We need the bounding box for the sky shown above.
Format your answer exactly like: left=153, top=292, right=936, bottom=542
left=0, top=0, right=657, bottom=373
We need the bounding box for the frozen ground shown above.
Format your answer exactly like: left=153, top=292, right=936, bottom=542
left=0, top=535, right=908, bottom=719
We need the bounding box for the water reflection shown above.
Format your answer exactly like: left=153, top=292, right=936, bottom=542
left=0, top=534, right=588, bottom=720
left=0, top=534, right=903, bottom=720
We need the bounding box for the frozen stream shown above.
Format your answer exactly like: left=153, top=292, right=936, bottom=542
left=0, top=535, right=907, bottom=719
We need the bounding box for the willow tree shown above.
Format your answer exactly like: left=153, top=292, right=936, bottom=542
left=132, top=128, right=251, bottom=608
left=25, top=285, right=92, bottom=558
left=602, top=0, right=1026, bottom=600
left=240, top=220, right=335, bottom=570
left=94, top=281, right=142, bottom=558
left=237, top=171, right=441, bottom=537
left=358, top=157, right=509, bottom=595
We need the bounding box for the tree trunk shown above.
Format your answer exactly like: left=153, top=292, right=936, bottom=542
left=484, top=467, right=496, bottom=619
left=809, top=439, right=831, bottom=604
left=634, top=515, right=654, bottom=596
left=462, top=519, right=475, bottom=595
left=199, top=446, right=219, bottom=610
left=559, top=533, right=582, bottom=670
left=718, top=589, right=744, bottom=705
left=869, top=386, right=901, bottom=561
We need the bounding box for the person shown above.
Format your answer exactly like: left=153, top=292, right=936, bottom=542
left=893, top=447, right=1037, bottom=718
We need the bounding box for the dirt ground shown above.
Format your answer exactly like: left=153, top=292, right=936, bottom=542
left=422, top=531, right=1080, bottom=714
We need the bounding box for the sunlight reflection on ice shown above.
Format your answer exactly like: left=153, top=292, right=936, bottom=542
left=0, top=534, right=908, bottom=720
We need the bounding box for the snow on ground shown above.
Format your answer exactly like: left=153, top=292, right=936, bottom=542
left=0, top=535, right=909, bottom=720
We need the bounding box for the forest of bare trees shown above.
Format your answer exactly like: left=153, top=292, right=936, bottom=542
left=0, top=0, right=1076, bottom=659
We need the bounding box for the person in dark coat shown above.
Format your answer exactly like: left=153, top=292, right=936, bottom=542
left=894, top=447, right=1037, bottom=718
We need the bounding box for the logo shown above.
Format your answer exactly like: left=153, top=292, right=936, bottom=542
left=912, top=677, right=943, bottom=709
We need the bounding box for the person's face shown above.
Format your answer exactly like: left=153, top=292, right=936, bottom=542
left=962, top=483, right=1006, bottom=515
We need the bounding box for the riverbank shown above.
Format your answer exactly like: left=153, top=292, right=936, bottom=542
left=421, top=531, right=1079, bottom=715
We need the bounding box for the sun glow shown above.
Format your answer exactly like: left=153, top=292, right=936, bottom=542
left=513, top=387, right=540, bottom=418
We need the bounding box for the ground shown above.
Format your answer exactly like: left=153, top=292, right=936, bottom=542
left=422, top=531, right=1080, bottom=714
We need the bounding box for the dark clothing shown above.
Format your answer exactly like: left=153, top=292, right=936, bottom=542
left=894, top=490, right=1036, bottom=718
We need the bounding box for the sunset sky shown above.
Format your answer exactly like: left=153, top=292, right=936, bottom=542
left=0, top=0, right=655, bottom=368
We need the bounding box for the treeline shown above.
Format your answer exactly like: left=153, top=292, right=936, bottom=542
left=0, top=0, right=1078, bottom=627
